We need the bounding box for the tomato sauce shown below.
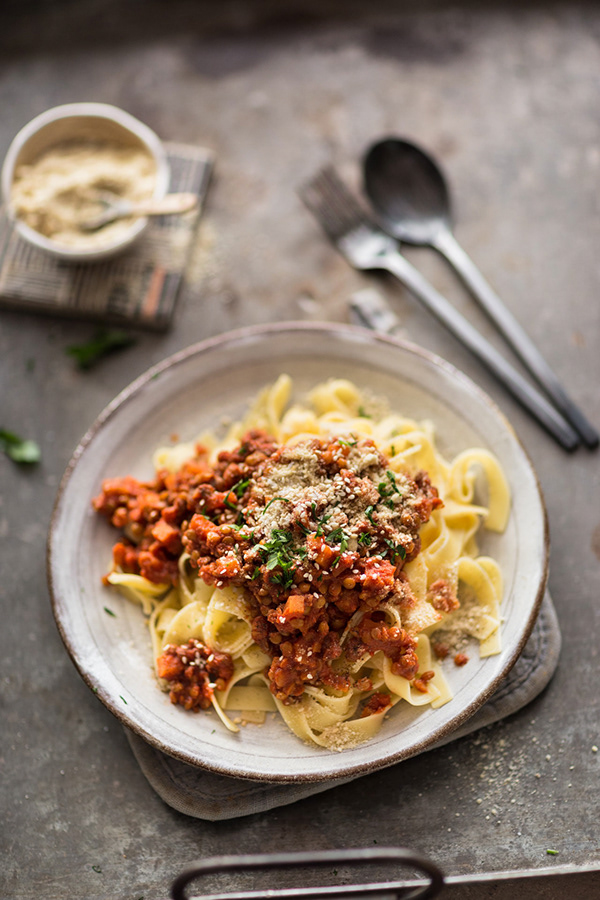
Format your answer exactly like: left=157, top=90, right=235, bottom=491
left=94, top=431, right=443, bottom=711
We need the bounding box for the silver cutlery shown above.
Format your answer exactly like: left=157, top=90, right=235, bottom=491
left=79, top=190, right=199, bottom=231
left=349, top=288, right=401, bottom=334
left=363, top=137, right=598, bottom=449
left=299, top=166, right=580, bottom=451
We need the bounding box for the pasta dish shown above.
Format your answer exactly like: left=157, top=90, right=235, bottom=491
left=93, top=376, right=510, bottom=750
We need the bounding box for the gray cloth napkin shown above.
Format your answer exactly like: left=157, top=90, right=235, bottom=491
left=125, top=591, right=560, bottom=821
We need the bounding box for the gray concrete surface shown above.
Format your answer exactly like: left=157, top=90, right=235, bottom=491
left=1, top=2, right=599, bottom=898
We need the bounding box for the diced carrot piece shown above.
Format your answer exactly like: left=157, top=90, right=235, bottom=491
left=284, top=594, right=306, bottom=617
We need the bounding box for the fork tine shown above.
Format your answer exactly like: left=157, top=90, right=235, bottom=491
left=321, top=167, right=371, bottom=226
left=299, top=165, right=373, bottom=241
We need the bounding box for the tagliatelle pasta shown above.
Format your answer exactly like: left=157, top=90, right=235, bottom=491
left=94, top=376, right=510, bottom=751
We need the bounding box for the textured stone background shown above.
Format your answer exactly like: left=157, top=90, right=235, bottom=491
left=1, top=3, right=599, bottom=898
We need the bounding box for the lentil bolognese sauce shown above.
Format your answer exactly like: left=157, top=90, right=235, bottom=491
left=93, top=376, right=509, bottom=750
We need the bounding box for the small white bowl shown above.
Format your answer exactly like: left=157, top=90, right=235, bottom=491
left=1, top=102, right=170, bottom=263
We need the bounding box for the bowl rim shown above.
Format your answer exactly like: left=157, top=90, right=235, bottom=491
left=47, top=321, right=549, bottom=782
left=1, top=101, right=170, bottom=261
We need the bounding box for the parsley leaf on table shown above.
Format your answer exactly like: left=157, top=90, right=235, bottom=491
left=66, top=329, right=136, bottom=370
left=0, top=429, right=41, bottom=464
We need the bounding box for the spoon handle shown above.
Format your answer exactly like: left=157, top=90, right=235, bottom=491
left=432, top=229, right=598, bottom=449
left=127, top=192, right=199, bottom=217
left=379, top=249, right=580, bottom=450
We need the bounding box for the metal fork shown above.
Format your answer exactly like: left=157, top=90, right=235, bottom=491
left=300, top=166, right=580, bottom=451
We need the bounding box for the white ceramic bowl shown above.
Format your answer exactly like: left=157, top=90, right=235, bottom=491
left=48, top=323, right=548, bottom=782
left=1, top=102, right=170, bottom=262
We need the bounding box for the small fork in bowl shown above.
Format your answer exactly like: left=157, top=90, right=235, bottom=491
left=299, top=166, right=580, bottom=451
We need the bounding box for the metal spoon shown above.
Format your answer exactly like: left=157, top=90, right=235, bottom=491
left=78, top=191, right=198, bottom=231
left=363, top=137, right=599, bottom=449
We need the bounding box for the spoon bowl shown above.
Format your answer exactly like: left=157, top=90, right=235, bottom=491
left=362, top=135, right=599, bottom=449
left=363, top=137, right=451, bottom=246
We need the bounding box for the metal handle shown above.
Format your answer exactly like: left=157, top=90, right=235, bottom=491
left=433, top=229, right=598, bottom=448
left=170, top=848, right=444, bottom=900
left=379, top=249, right=580, bottom=450
left=349, top=289, right=400, bottom=334
left=129, top=192, right=199, bottom=217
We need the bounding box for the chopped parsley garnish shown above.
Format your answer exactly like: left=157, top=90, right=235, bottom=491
left=326, top=526, right=349, bottom=551
left=258, top=528, right=302, bottom=589
left=315, top=511, right=333, bottom=536
left=232, top=478, right=250, bottom=497
left=358, top=406, right=371, bottom=418
left=66, top=329, right=136, bottom=370
left=103, top=607, right=116, bottom=617
left=546, top=849, right=559, bottom=856
left=264, top=496, right=292, bottom=512
left=0, top=429, right=41, bottom=464
left=383, top=538, right=407, bottom=561
left=198, top=504, right=219, bottom=523
left=310, top=502, right=332, bottom=529
left=271, top=571, right=291, bottom=585
left=265, top=553, right=282, bottom=570
left=378, top=470, right=403, bottom=502
left=365, top=506, right=377, bottom=526
left=337, top=437, right=358, bottom=447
